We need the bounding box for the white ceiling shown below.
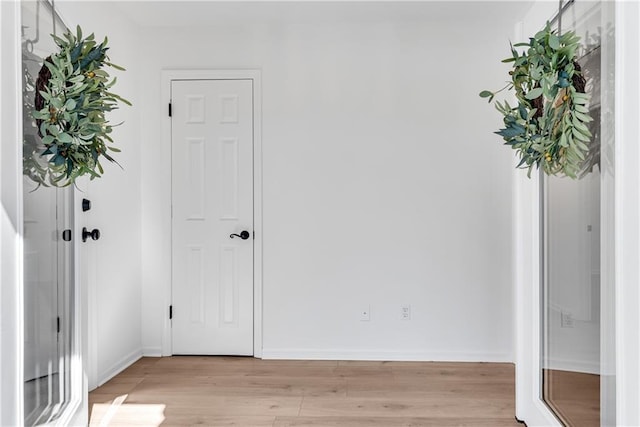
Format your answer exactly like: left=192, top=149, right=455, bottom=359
left=98, top=1, right=534, bottom=28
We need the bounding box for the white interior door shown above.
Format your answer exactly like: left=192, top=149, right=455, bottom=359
left=171, top=79, right=254, bottom=355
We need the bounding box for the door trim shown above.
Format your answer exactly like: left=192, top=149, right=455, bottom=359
left=160, top=70, right=263, bottom=358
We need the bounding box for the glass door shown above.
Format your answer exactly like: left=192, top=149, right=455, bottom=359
left=22, top=1, right=75, bottom=425
left=541, top=1, right=615, bottom=426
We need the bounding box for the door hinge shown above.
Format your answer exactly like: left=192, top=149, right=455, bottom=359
left=56, top=316, right=60, bottom=334
left=168, top=102, right=172, bottom=117
left=169, top=305, right=173, bottom=320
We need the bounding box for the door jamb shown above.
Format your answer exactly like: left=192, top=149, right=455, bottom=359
left=160, top=70, right=263, bottom=358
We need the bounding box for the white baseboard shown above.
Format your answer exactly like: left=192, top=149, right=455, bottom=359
left=142, top=347, right=163, bottom=357
left=544, top=357, right=600, bottom=375
left=98, top=348, right=143, bottom=387
left=261, top=348, right=513, bottom=363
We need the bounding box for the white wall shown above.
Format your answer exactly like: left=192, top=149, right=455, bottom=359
left=139, top=4, right=517, bottom=361
left=56, top=1, right=143, bottom=387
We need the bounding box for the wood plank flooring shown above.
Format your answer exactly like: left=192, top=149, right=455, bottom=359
left=89, top=357, right=520, bottom=427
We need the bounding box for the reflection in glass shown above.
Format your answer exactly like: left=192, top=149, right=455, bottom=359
left=22, top=1, right=73, bottom=425
left=543, top=169, right=600, bottom=426
left=541, top=1, right=615, bottom=426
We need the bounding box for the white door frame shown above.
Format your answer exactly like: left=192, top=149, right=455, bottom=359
left=160, top=70, right=263, bottom=358
left=1, top=2, right=26, bottom=424
left=614, top=1, right=640, bottom=423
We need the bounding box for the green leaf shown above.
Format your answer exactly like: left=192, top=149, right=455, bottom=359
left=548, top=34, right=560, bottom=50
left=495, top=126, right=525, bottom=138
left=572, top=128, right=591, bottom=142
left=51, top=97, right=64, bottom=109
left=530, top=67, right=542, bottom=80
left=47, top=124, right=59, bottom=136
left=574, top=104, right=589, bottom=114
left=52, top=154, right=66, bottom=166
left=575, top=139, right=589, bottom=152
left=65, top=98, right=77, bottom=111
left=573, top=111, right=592, bottom=123
left=479, top=90, right=493, bottom=98
left=572, top=114, right=590, bottom=132
left=525, top=87, right=544, bottom=100
left=38, top=90, right=52, bottom=101
left=105, top=61, right=125, bottom=71
left=572, top=96, right=588, bottom=105
left=558, top=132, right=568, bottom=147
left=57, top=132, right=73, bottom=143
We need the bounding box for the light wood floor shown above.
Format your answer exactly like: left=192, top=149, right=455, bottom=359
left=89, top=357, right=520, bottom=427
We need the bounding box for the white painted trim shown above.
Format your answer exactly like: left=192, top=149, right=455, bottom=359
left=160, top=69, right=263, bottom=359
left=511, top=5, right=562, bottom=425
left=45, top=0, right=90, bottom=420
left=0, top=2, right=24, bottom=425
left=510, top=17, right=559, bottom=425
left=599, top=3, right=617, bottom=425
left=614, top=2, right=640, bottom=425
left=65, top=187, right=89, bottom=426
left=49, top=189, right=87, bottom=427
left=87, top=213, right=99, bottom=392
left=544, top=358, right=600, bottom=376
left=251, top=72, right=264, bottom=359
left=513, top=167, right=561, bottom=427
left=262, top=349, right=513, bottom=363
left=142, top=347, right=163, bottom=357
left=97, top=349, right=143, bottom=388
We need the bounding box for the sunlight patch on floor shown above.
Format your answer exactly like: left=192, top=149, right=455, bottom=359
left=90, top=394, right=165, bottom=426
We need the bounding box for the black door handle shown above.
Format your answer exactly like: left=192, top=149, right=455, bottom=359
left=230, top=230, right=251, bottom=240
left=82, top=227, right=100, bottom=242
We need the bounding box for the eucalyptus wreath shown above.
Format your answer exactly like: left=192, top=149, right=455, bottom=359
left=31, top=26, right=130, bottom=187
left=480, top=23, right=592, bottom=178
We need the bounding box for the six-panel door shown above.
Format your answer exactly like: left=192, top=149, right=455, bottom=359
left=171, top=79, right=254, bottom=355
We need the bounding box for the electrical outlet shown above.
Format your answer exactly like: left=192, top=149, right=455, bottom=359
left=360, top=305, right=370, bottom=321
left=561, top=311, right=574, bottom=328
left=401, top=305, right=411, bottom=320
